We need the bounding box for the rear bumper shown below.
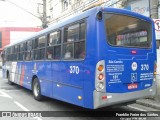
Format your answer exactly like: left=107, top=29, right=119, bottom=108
left=93, top=81, right=156, bottom=109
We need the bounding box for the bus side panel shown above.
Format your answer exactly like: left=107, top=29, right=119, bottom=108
left=11, top=62, right=17, bottom=83
left=52, top=82, right=84, bottom=107
left=34, top=61, right=53, bottom=98
left=52, top=61, right=84, bottom=107
left=22, top=62, right=34, bottom=90
left=83, top=15, right=98, bottom=109
left=12, top=62, right=25, bottom=87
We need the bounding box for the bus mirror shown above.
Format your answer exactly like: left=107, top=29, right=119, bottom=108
left=96, top=11, right=102, bottom=20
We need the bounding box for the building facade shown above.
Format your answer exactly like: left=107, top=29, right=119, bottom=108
left=47, top=0, right=151, bottom=25
left=0, top=27, right=41, bottom=52
left=47, top=0, right=105, bottom=25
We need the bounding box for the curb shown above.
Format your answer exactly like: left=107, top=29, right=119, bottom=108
left=136, top=99, right=160, bottom=110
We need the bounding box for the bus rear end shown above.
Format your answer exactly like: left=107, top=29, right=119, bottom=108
left=94, top=8, right=156, bottom=109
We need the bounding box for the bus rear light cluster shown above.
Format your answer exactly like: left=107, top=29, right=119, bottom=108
left=95, top=60, right=106, bottom=92
left=154, top=61, right=157, bottom=76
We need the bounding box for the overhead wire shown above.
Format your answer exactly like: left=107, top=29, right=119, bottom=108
left=29, top=0, right=37, bottom=12
left=3, top=0, right=126, bottom=25
left=6, top=0, right=41, bottom=20
left=4, top=0, right=125, bottom=24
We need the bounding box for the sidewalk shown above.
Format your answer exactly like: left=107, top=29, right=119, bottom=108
left=136, top=99, right=160, bottom=110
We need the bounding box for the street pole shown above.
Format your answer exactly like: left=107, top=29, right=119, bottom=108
left=42, top=0, right=47, bottom=28
left=149, top=0, right=158, bottom=19
left=149, top=0, right=160, bottom=101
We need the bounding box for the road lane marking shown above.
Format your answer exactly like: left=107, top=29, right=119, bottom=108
left=3, top=89, right=21, bottom=92
left=33, top=117, right=43, bottom=120
left=0, top=90, right=42, bottom=120
left=14, top=101, right=42, bottom=120
left=0, top=90, right=12, bottom=98
left=14, top=101, right=29, bottom=111
left=127, top=105, right=147, bottom=111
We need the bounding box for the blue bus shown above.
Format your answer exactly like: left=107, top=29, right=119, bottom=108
left=1, top=6, right=157, bottom=109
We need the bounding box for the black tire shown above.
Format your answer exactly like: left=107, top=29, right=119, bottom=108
left=32, top=78, right=43, bottom=101
left=7, top=73, right=13, bottom=85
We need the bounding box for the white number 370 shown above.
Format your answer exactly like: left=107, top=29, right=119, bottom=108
left=70, top=66, right=79, bottom=74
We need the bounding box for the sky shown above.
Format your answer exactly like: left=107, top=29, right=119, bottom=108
left=0, top=0, right=42, bottom=27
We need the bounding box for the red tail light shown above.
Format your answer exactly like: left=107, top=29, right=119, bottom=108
left=98, top=74, right=104, bottom=80
left=102, top=95, right=107, bottom=100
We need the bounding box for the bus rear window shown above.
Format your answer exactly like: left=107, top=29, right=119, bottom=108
left=105, top=13, right=152, bottom=48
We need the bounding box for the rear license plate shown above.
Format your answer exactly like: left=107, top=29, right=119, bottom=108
left=128, top=83, right=138, bottom=90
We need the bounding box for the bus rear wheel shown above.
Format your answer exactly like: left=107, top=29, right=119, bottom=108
left=32, top=78, right=43, bottom=101
left=7, top=73, right=13, bottom=85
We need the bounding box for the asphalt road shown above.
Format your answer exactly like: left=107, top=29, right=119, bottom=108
left=0, top=69, right=160, bottom=120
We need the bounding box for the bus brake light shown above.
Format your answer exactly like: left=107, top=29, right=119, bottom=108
left=98, top=74, right=104, bottom=80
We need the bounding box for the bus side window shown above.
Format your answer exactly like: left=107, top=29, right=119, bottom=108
left=74, top=42, right=85, bottom=59
left=74, top=22, right=86, bottom=59
left=25, top=41, right=32, bottom=61
left=40, top=48, right=45, bottom=60
left=11, top=46, right=15, bottom=61
left=64, top=44, right=73, bottom=59
left=15, top=45, right=19, bottom=61
left=34, top=49, right=41, bottom=60
left=5, top=48, right=9, bottom=61
left=38, top=36, right=46, bottom=48
left=48, top=31, right=61, bottom=46
left=80, top=22, right=86, bottom=40
left=25, top=51, right=31, bottom=61
left=35, top=38, right=38, bottom=49
left=64, top=24, right=79, bottom=43
left=63, top=24, right=78, bottom=59
left=46, top=30, right=61, bottom=60
left=54, top=45, right=61, bottom=59
left=33, top=36, right=46, bottom=60
left=31, top=51, right=34, bottom=60
left=27, top=41, right=32, bottom=51
left=46, top=47, right=53, bottom=59
left=63, top=22, right=86, bottom=59
left=18, top=43, right=25, bottom=61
